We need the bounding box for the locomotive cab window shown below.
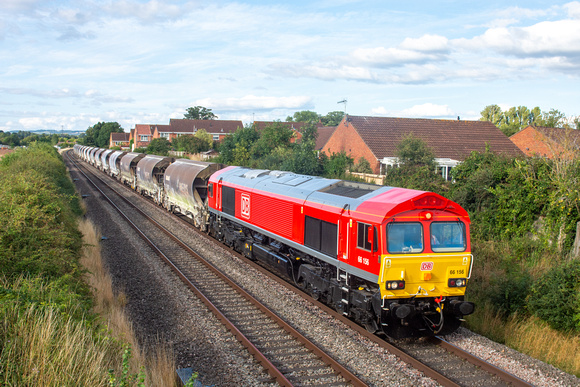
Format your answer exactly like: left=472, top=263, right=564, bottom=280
left=208, top=183, right=214, bottom=198
left=430, top=222, right=466, bottom=252
left=387, top=222, right=423, bottom=254
left=357, top=222, right=378, bottom=252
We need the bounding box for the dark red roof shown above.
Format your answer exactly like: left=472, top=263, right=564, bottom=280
left=534, top=126, right=580, bottom=147
left=315, top=126, right=336, bottom=150
left=169, top=119, right=242, bottom=134
left=346, top=115, right=524, bottom=161
left=111, top=132, right=130, bottom=141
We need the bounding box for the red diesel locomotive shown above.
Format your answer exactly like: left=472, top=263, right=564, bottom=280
left=206, top=166, right=474, bottom=338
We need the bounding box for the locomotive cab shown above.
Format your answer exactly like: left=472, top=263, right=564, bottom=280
left=375, top=196, right=475, bottom=338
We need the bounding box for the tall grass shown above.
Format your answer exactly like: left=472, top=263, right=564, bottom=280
left=78, top=218, right=176, bottom=386
left=506, top=316, right=580, bottom=377
left=466, top=301, right=580, bottom=378
left=0, top=304, right=114, bottom=386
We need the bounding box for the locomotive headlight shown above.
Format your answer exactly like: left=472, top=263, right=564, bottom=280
left=448, top=278, right=467, bottom=287
left=386, top=281, right=405, bottom=290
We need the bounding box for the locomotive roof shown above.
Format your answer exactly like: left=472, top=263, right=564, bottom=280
left=212, top=166, right=468, bottom=223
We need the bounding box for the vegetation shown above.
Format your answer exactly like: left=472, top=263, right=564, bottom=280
left=184, top=106, right=217, bottom=120
left=216, top=122, right=359, bottom=179
left=80, top=122, right=124, bottom=148
left=480, top=104, right=579, bottom=136
left=285, top=110, right=345, bottom=126
left=0, top=144, right=175, bottom=385
left=0, top=130, right=77, bottom=148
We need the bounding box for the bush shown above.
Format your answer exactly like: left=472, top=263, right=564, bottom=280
left=527, top=259, right=580, bottom=332
left=487, top=264, right=532, bottom=317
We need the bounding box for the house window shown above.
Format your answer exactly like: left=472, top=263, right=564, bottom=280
left=160, top=133, right=169, bottom=138
left=140, top=135, right=149, bottom=141
left=213, top=135, right=219, bottom=141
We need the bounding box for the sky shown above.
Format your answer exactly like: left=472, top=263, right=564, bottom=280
left=1, top=0, right=579, bottom=132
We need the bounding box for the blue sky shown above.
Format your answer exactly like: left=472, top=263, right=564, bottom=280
left=1, top=0, right=579, bottom=132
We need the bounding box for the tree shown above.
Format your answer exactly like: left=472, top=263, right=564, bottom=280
left=480, top=105, right=504, bottom=127
left=352, top=157, right=373, bottom=173
left=217, top=124, right=260, bottom=164
left=323, top=151, right=354, bottom=179
left=194, top=129, right=213, bottom=151
left=184, top=106, right=217, bottom=120
left=172, top=135, right=205, bottom=154
left=82, top=122, right=123, bottom=148
left=543, top=109, right=566, bottom=128
left=286, top=110, right=319, bottom=123
left=146, top=138, right=171, bottom=156
left=299, top=122, right=318, bottom=145
left=320, top=111, right=344, bottom=126
left=396, top=133, right=436, bottom=168
left=251, top=122, right=293, bottom=159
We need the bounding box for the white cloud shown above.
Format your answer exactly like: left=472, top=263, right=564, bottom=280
left=194, top=95, right=314, bottom=111
left=456, top=19, right=580, bottom=58
left=351, top=34, right=449, bottom=68
left=565, top=1, right=580, bottom=19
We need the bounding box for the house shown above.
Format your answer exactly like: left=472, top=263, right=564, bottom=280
left=132, top=124, right=155, bottom=149
left=315, top=126, right=337, bottom=151
left=109, top=132, right=131, bottom=149
left=510, top=125, right=580, bottom=159
left=164, top=119, right=243, bottom=142
left=323, top=115, right=524, bottom=178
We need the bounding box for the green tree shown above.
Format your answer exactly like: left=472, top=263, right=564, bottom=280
left=299, top=122, right=318, bottom=145
left=320, top=111, right=344, bottom=126
left=286, top=110, right=319, bottom=123
left=395, top=132, right=436, bottom=168
left=217, top=125, right=260, bottom=165
left=184, top=106, right=217, bottom=120
left=480, top=104, right=504, bottom=127
left=194, top=129, right=213, bottom=151
left=352, top=157, right=373, bottom=173
left=82, top=122, right=123, bottom=148
left=251, top=122, right=293, bottom=159
left=146, top=138, right=171, bottom=156
left=382, top=133, right=448, bottom=192
left=543, top=108, right=566, bottom=128
left=172, top=135, right=205, bottom=154
left=323, top=151, right=353, bottom=179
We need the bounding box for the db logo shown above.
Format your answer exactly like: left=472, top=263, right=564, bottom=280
left=420, top=262, right=434, bottom=271
left=240, top=193, right=251, bottom=219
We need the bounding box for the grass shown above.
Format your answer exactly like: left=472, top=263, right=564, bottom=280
left=78, top=218, right=177, bottom=386
left=466, top=301, right=580, bottom=378
left=465, top=238, right=580, bottom=378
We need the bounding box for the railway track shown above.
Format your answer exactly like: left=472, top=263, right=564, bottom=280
left=66, top=150, right=535, bottom=387
left=67, top=151, right=366, bottom=387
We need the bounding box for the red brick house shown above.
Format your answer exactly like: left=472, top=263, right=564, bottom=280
left=162, top=119, right=243, bottom=142
left=323, top=115, right=524, bottom=178
left=109, top=132, right=131, bottom=149
left=315, top=126, right=337, bottom=151
left=510, top=125, right=580, bottom=159
left=132, top=124, right=155, bottom=149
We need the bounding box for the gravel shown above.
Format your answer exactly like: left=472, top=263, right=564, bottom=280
left=445, top=328, right=579, bottom=387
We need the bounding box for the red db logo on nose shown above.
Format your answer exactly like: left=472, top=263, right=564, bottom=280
left=420, top=262, right=434, bottom=271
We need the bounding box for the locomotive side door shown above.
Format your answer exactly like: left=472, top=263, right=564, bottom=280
left=354, top=221, right=379, bottom=272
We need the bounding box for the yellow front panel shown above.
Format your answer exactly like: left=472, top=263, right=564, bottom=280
left=378, top=253, right=472, bottom=299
